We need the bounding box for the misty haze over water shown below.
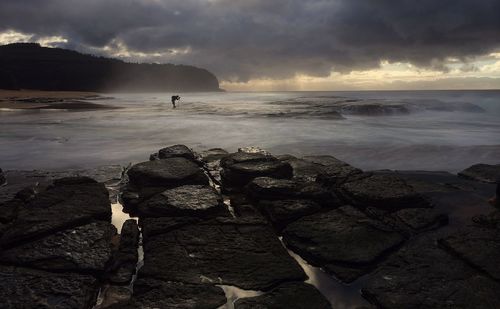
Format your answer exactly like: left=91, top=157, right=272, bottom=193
left=1, top=90, right=499, bottom=172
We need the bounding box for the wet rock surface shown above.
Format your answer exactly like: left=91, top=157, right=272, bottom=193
left=221, top=152, right=293, bottom=189
left=283, top=206, right=405, bottom=283
left=0, top=265, right=99, bottom=309
left=0, top=177, right=111, bottom=247
left=362, top=236, right=500, bottom=308
left=392, top=207, right=448, bottom=232
left=316, top=162, right=363, bottom=187
left=458, top=163, right=500, bottom=183
left=150, top=144, right=197, bottom=161
left=339, top=173, right=431, bottom=211
left=1, top=144, right=499, bottom=308
left=137, top=184, right=227, bottom=218
left=257, top=199, right=322, bottom=230
left=108, top=220, right=139, bottom=285
left=439, top=215, right=500, bottom=281
left=277, top=155, right=326, bottom=181
left=235, top=282, right=331, bottom=309
left=0, top=175, right=114, bottom=308
left=140, top=216, right=204, bottom=242
left=140, top=217, right=306, bottom=290
left=199, top=147, right=229, bottom=163
left=0, top=221, right=116, bottom=273
left=117, top=278, right=227, bottom=309
left=128, top=158, right=208, bottom=189
left=247, top=176, right=339, bottom=209
left=382, top=170, right=495, bottom=225
left=123, top=157, right=209, bottom=214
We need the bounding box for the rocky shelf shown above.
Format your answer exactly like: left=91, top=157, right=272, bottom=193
left=0, top=145, right=499, bottom=308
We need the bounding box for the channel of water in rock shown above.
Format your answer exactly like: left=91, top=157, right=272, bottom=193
left=286, top=248, right=371, bottom=308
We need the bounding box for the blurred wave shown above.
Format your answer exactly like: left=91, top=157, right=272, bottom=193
left=0, top=90, right=499, bottom=172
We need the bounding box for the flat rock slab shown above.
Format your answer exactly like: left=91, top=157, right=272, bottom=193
left=235, top=282, right=331, bottom=309
left=362, top=236, right=500, bottom=308
left=0, top=177, right=111, bottom=247
left=258, top=199, right=322, bottom=230
left=127, top=157, right=208, bottom=189
left=247, top=177, right=338, bottom=207
left=339, top=174, right=431, bottom=211
left=150, top=144, right=197, bottom=161
left=302, top=155, right=348, bottom=167
left=0, top=265, right=98, bottom=309
left=140, top=217, right=204, bottom=242
left=200, top=148, right=229, bottom=163
left=301, top=155, right=364, bottom=187
left=247, top=177, right=297, bottom=198
left=383, top=170, right=495, bottom=226
left=458, top=163, right=500, bottom=183
left=221, top=152, right=293, bottom=188
left=127, top=158, right=208, bottom=188
left=0, top=221, right=116, bottom=273
left=277, top=156, right=327, bottom=181
left=140, top=217, right=306, bottom=290
left=117, top=278, right=227, bottom=309
left=316, top=164, right=364, bottom=187
left=393, top=207, right=448, bottom=231
left=137, top=185, right=227, bottom=218
left=439, top=223, right=500, bottom=281
left=283, top=206, right=404, bottom=283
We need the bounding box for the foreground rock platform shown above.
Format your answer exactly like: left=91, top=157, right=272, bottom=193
left=235, top=282, right=331, bottom=309
left=362, top=235, right=500, bottom=308
left=0, top=265, right=99, bottom=309
left=338, top=173, right=431, bottom=211
left=139, top=217, right=306, bottom=290
left=221, top=151, right=293, bottom=190
left=127, top=157, right=208, bottom=189
left=0, top=175, right=115, bottom=308
left=439, top=211, right=500, bottom=281
left=137, top=184, right=227, bottom=218
left=1, top=146, right=499, bottom=308
left=0, top=221, right=116, bottom=273
left=283, top=206, right=405, bottom=283
left=113, top=278, right=227, bottom=309
left=0, top=176, right=112, bottom=247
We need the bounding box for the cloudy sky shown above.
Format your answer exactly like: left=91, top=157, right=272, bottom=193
left=1, top=0, right=500, bottom=90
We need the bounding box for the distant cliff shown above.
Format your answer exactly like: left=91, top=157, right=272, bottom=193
left=0, top=43, right=221, bottom=92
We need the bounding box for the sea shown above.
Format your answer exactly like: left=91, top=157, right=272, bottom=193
left=1, top=90, right=499, bottom=172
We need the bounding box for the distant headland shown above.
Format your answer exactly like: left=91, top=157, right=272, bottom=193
left=0, top=43, right=222, bottom=92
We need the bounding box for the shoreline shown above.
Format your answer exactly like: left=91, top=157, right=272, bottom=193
left=0, top=89, right=117, bottom=110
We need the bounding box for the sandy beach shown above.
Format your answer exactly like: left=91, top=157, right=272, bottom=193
left=0, top=90, right=115, bottom=110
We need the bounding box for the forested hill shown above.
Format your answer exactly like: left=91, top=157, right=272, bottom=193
left=0, top=43, right=221, bottom=92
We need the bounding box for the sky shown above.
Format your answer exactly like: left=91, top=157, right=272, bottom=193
left=0, top=0, right=499, bottom=91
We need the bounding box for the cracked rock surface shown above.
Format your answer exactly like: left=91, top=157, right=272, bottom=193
left=139, top=217, right=306, bottom=290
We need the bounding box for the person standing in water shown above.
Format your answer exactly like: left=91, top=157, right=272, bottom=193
left=171, top=95, right=181, bottom=108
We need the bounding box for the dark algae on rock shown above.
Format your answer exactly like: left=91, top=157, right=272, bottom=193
left=0, top=147, right=499, bottom=308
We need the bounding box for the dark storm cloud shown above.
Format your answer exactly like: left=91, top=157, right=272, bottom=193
left=0, top=0, right=499, bottom=81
